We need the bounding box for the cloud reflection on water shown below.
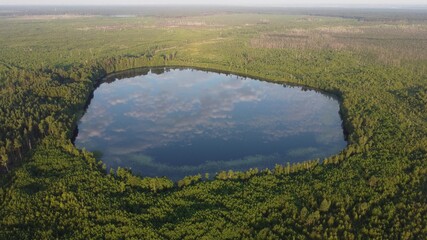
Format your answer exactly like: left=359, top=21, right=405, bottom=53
left=75, top=68, right=346, bottom=179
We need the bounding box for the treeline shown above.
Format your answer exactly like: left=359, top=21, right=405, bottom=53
left=1, top=136, right=425, bottom=239
left=0, top=48, right=179, bottom=172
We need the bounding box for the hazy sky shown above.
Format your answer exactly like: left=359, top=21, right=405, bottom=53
left=0, top=0, right=425, bottom=6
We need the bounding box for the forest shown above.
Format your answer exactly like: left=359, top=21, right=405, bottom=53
left=0, top=6, right=426, bottom=239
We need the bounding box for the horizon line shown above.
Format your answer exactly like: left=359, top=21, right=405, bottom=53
left=1, top=4, right=427, bottom=9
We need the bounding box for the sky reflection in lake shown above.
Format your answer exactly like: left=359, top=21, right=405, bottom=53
left=75, top=68, right=346, bottom=180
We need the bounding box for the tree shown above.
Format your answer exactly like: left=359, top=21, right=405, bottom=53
left=14, top=137, right=22, bottom=160
left=320, top=198, right=331, bottom=212
left=0, top=152, right=9, bottom=172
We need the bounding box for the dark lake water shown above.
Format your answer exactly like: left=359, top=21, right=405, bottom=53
left=75, top=68, right=347, bottom=180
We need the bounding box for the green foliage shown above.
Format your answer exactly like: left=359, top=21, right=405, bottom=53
left=0, top=9, right=426, bottom=239
left=177, top=174, right=202, bottom=188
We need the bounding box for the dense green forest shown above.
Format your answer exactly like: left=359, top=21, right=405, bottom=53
left=0, top=6, right=426, bottom=239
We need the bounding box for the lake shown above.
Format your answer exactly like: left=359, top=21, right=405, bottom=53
left=75, top=68, right=347, bottom=180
